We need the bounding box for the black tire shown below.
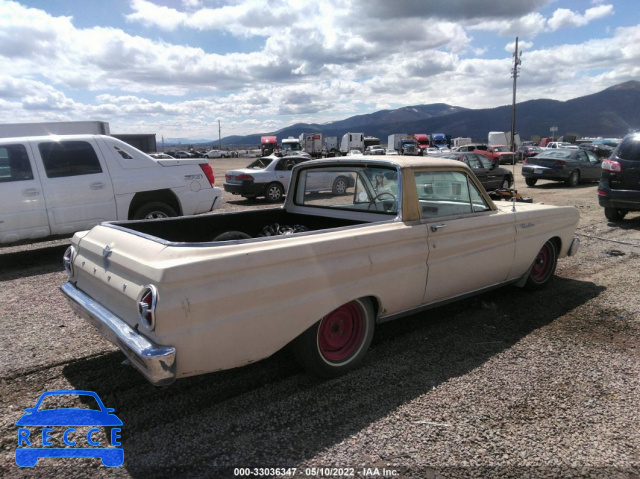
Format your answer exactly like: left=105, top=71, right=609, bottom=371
left=604, top=207, right=628, bottom=222
left=265, top=183, right=284, bottom=202
left=525, top=240, right=558, bottom=290
left=566, top=170, right=580, bottom=187
left=501, top=177, right=512, bottom=189
left=332, top=176, right=349, bottom=195
left=133, top=202, right=178, bottom=220
left=292, top=298, right=375, bottom=378
left=525, top=178, right=538, bottom=187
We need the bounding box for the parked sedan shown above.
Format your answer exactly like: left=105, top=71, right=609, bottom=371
left=522, top=149, right=602, bottom=187
left=364, top=145, right=385, bottom=155
left=224, top=155, right=309, bottom=202
left=435, top=152, right=513, bottom=190
left=517, top=145, right=543, bottom=161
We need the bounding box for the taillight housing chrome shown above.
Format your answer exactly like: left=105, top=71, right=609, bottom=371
left=63, top=245, right=75, bottom=278
left=137, top=285, right=158, bottom=331
left=602, top=159, right=622, bottom=172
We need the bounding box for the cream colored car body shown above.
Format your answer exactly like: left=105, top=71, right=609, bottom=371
left=62, top=157, right=579, bottom=385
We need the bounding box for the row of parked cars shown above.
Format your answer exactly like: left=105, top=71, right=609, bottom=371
left=222, top=133, right=640, bottom=224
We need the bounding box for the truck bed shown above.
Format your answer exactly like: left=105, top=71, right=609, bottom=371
left=109, top=207, right=370, bottom=244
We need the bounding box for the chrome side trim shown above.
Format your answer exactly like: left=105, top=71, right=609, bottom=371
left=60, top=282, right=176, bottom=386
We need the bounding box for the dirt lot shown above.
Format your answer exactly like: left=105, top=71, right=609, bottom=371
left=1, top=158, right=638, bottom=478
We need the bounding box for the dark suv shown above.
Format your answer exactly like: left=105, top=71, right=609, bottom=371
left=598, top=133, right=640, bottom=221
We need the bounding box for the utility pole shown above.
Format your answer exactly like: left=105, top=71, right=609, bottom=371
left=218, top=120, right=222, bottom=150
left=510, top=37, right=522, bottom=155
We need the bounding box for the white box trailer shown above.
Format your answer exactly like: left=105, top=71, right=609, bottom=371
left=300, top=132, right=323, bottom=158
left=340, top=132, right=364, bottom=155
left=452, top=137, right=472, bottom=149
left=0, top=121, right=110, bottom=138
left=387, top=134, right=409, bottom=152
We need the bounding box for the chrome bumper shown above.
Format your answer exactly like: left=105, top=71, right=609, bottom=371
left=60, top=282, right=176, bottom=386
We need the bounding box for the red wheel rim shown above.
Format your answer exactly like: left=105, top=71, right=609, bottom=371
left=531, top=242, right=553, bottom=283
left=318, top=302, right=364, bottom=363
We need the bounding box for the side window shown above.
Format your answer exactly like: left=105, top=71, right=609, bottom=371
left=585, top=151, right=599, bottom=163
left=39, top=141, right=102, bottom=178
left=576, top=150, right=588, bottom=162
left=274, top=159, right=289, bottom=171
left=0, top=144, right=34, bottom=183
left=467, top=157, right=481, bottom=169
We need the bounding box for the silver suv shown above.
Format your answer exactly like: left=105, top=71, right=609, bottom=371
left=598, top=133, right=640, bottom=221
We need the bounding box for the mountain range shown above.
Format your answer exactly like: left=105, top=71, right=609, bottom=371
left=172, top=81, right=640, bottom=147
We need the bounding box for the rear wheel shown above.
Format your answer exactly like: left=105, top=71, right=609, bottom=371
left=566, top=170, right=580, bottom=187
left=265, top=183, right=284, bottom=202
left=133, top=202, right=178, bottom=220
left=293, top=298, right=375, bottom=378
left=604, top=207, right=628, bottom=222
left=525, top=240, right=558, bottom=290
left=525, top=178, right=538, bottom=187
left=332, top=176, right=349, bottom=195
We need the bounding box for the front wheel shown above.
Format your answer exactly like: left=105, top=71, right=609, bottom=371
left=525, top=178, right=538, bottom=187
left=525, top=240, right=558, bottom=290
left=265, top=183, right=284, bottom=202
left=132, top=202, right=178, bottom=220
left=604, top=207, right=628, bottom=222
left=293, top=298, right=375, bottom=378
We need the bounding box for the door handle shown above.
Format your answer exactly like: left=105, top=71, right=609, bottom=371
left=90, top=182, right=106, bottom=190
left=22, top=188, right=40, bottom=197
left=430, top=224, right=447, bottom=232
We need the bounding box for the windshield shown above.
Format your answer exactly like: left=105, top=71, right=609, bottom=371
left=493, top=146, right=509, bottom=152
left=282, top=142, right=301, bottom=152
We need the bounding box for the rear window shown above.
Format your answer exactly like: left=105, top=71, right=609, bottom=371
left=615, top=134, right=640, bottom=162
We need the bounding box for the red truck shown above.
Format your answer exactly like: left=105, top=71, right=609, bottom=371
left=414, top=134, right=430, bottom=155
left=260, top=136, right=278, bottom=156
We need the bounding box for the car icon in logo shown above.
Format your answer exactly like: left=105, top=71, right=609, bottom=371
left=16, top=390, right=123, bottom=467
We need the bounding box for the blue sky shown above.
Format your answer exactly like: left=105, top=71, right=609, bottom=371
left=0, top=0, right=638, bottom=141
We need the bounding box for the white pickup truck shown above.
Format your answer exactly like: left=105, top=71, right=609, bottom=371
left=0, top=134, right=223, bottom=245
left=61, top=156, right=579, bottom=386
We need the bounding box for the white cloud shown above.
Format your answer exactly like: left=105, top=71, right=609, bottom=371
left=547, top=4, right=614, bottom=31
left=0, top=0, right=636, bottom=138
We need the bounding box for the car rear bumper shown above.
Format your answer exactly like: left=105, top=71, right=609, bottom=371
left=61, top=282, right=176, bottom=386
left=522, top=166, right=568, bottom=181
left=598, top=187, right=640, bottom=210
left=223, top=182, right=267, bottom=196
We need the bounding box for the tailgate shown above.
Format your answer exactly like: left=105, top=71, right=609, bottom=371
left=69, top=225, right=168, bottom=330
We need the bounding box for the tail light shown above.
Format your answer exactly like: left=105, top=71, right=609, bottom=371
left=63, top=246, right=75, bottom=278
left=597, top=188, right=608, bottom=196
left=523, top=158, right=529, bottom=164
left=602, top=159, right=622, bottom=172
left=236, top=174, right=254, bottom=181
left=199, top=164, right=216, bottom=186
left=137, top=285, right=158, bottom=330
left=553, top=160, right=567, bottom=167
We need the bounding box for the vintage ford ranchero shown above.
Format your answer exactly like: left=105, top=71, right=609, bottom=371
left=61, top=157, right=580, bottom=386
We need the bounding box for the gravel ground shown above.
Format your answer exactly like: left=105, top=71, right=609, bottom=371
left=0, top=159, right=638, bottom=478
